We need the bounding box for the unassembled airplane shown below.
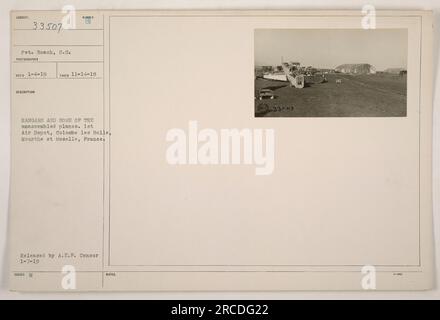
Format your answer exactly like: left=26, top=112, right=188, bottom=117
left=280, top=62, right=305, bottom=89
left=262, top=61, right=326, bottom=89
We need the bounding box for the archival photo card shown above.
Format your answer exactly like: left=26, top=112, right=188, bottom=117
left=254, top=29, right=408, bottom=117
left=9, top=10, right=433, bottom=292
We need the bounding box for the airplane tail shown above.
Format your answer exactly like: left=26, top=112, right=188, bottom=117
left=281, top=62, right=305, bottom=89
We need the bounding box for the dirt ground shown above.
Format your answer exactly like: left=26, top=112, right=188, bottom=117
left=254, top=73, right=407, bottom=117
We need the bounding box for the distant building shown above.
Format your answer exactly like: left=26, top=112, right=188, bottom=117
left=335, top=63, right=376, bottom=74
left=384, top=68, right=407, bottom=75
left=261, top=66, right=274, bottom=73
left=255, top=67, right=264, bottom=78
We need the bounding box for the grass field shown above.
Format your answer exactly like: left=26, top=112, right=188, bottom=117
left=254, top=73, right=407, bottom=117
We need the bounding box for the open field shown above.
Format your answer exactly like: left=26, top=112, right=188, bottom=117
left=254, top=73, right=407, bottom=117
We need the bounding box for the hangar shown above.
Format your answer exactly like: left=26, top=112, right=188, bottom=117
left=335, top=63, right=377, bottom=74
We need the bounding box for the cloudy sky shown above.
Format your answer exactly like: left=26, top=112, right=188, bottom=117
left=255, top=29, right=407, bottom=71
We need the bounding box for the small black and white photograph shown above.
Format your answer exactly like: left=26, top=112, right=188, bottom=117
left=254, top=29, right=408, bottom=117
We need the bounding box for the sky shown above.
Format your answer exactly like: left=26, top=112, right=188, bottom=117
left=254, top=29, right=407, bottom=71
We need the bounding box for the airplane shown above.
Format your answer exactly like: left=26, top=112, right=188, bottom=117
left=280, top=62, right=305, bottom=89
left=261, top=61, right=326, bottom=89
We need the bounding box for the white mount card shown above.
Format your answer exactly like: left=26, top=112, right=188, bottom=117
left=9, top=10, right=434, bottom=291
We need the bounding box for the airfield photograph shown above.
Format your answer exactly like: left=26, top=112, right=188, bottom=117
left=254, top=29, right=407, bottom=117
